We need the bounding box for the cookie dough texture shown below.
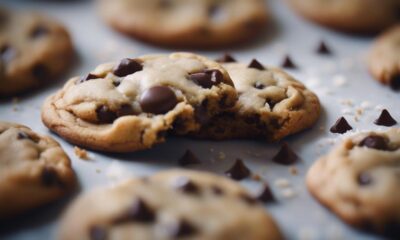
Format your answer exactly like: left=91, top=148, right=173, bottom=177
left=285, top=0, right=399, bottom=33
left=0, top=122, right=76, bottom=219
left=368, top=25, right=400, bottom=89
left=193, top=62, right=320, bottom=141
left=58, top=169, right=283, bottom=240
left=0, top=8, right=74, bottom=96
left=98, top=0, right=269, bottom=48
left=307, top=129, right=400, bottom=236
left=42, top=53, right=237, bottom=152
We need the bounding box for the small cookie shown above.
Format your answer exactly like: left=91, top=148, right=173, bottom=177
left=42, top=53, right=237, bottom=152
left=98, top=0, right=269, bottom=48
left=58, top=169, right=283, bottom=240
left=307, top=129, right=400, bottom=236
left=0, top=8, right=74, bottom=96
left=285, top=0, right=399, bottom=33
left=0, top=121, right=76, bottom=219
left=368, top=25, right=400, bottom=90
left=193, top=59, right=320, bottom=141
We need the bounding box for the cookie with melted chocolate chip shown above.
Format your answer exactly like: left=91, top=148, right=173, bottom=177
left=98, top=0, right=269, bottom=48
left=0, top=8, right=74, bottom=97
left=307, top=129, right=400, bottom=237
left=0, top=121, right=76, bottom=219
left=58, top=169, right=283, bottom=240
left=41, top=53, right=237, bottom=152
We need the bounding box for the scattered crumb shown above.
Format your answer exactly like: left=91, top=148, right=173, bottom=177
left=74, top=146, right=90, bottom=160
left=289, top=166, right=298, bottom=175
left=341, top=108, right=353, bottom=115
left=274, top=178, right=290, bottom=188
left=355, top=108, right=363, bottom=116
left=332, top=75, right=347, bottom=87
left=339, top=99, right=353, bottom=106
left=281, top=188, right=297, bottom=199
left=251, top=174, right=262, bottom=181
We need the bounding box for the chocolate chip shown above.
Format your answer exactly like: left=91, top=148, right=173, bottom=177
left=357, top=172, right=372, bottom=186
left=359, top=136, right=388, bottom=150
left=140, top=86, right=178, bottom=114
left=96, top=105, right=117, bottom=124
left=216, top=53, right=236, bottom=63
left=173, top=177, right=199, bottom=194
left=178, top=150, right=201, bottom=166
left=272, top=143, right=299, bottom=165
left=316, top=41, right=332, bottom=55
left=30, top=25, right=49, bottom=39
left=254, top=82, right=265, bottom=89
left=281, top=55, right=297, bottom=69
left=211, top=185, right=224, bottom=195
left=89, top=226, right=107, bottom=240
left=166, top=219, right=197, bottom=237
left=189, top=69, right=223, bottom=89
left=0, top=45, right=16, bottom=63
left=225, top=159, right=251, bottom=180
left=117, top=104, right=136, bottom=117
left=17, top=132, right=31, bottom=140
left=194, top=101, right=209, bottom=124
left=114, top=198, right=155, bottom=224
left=41, top=167, right=64, bottom=188
left=256, top=184, right=275, bottom=203
left=113, top=58, right=142, bottom=77
left=330, top=117, right=352, bottom=134
left=374, top=109, right=397, bottom=127
left=77, top=73, right=99, bottom=84
left=390, top=75, right=400, bottom=90
left=32, top=64, right=49, bottom=82
left=240, top=193, right=258, bottom=205
left=248, top=59, right=265, bottom=70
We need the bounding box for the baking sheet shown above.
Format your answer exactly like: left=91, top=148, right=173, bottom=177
left=0, top=0, right=397, bottom=239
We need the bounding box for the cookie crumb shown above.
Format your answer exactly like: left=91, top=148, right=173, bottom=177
left=251, top=174, right=262, bottom=181
left=274, top=178, right=290, bottom=188
left=74, top=146, right=90, bottom=160
left=289, top=166, right=298, bottom=175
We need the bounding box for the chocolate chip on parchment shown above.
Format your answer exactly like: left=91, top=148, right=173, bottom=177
left=374, top=109, right=397, bottom=127
left=189, top=69, right=223, bottom=89
left=357, top=172, right=372, bottom=186
left=248, top=59, right=265, bottom=70
left=166, top=219, right=197, bottom=237
left=173, top=177, right=199, bottom=194
left=89, top=226, right=107, bottom=240
left=114, top=198, right=155, bottom=224
left=256, top=184, right=275, bottom=203
left=30, top=25, right=49, bottom=39
left=281, top=55, right=297, bottom=69
left=272, top=143, right=299, bottom=165
left=140, top=86, right=178, bottom=114
left=316, top=41, right=332, bottom=55
left=178, top=150, right=201, bottom=166
left=216, top=53, right=236, bottom=63
left=225, top=159, right=251, bottom=180
left=113, top=58, right=142, bottom=77
left=96, top=105, right=117, bottom=124
left=330, top=117, right=352, bottom=134
left=359, top=135, right=388, bottom=150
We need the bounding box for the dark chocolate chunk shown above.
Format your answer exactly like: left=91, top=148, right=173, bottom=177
left=316, top=41, right=332, bottom=55
left=254, top=82, right=265, bottom=89
left=17, top=132, right=31, bottom=140
left=281, top=55, right=297, bottom=69
left=41, top=167, right=64, bottom=188
left=357, top=172, right=372, bottom=186
left=30, top=25, right=49, bottom=39
left=77, top=73, right=99, bottom=84
left=96, top=105, right=117, bottom=124
left=117, top=104, right=136, bottom=117
left=374, top=109, right=397, bottom=127
left=272, top=143, right=299, bottom=165
left=166, top=219, right=197, bottom=237
left=114, top=198, right=155, bottom=224
left=389, top=75, right=400, bottom=91
left=89, top=226, right=107, bottom=240
left=173, top=177, right=199, bottom=194
left=225, top=159, right=251, bottom=180
left=178, top=150, right=201, bottom=166
left=248, top=59, right=265, bottom=70
left=32, top=64, right=49, bottom=81
left=256, top=184, right=275, bottom=203
left=0, top=45, right=16, bottom=63
left=113, top=58, right=142, bottom=77
left=359, top=135, right=388, bottom=150
left=216, top=53, right=236, bottom=63
left=189, top=69, right=223, bottom=89
left=211, top=185, right=224, bottom=195
left=330, top=117, right=352, bottom=134
left=140, top=86, right=178, bottom=114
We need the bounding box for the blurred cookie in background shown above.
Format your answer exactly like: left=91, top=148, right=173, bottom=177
left=98, top=0, right=269, bottom=48
left=0, top=7, right=74, bottom=97
left=285, top=0, right=399, bottom=34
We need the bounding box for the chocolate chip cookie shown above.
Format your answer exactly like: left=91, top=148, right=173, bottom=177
left=0, top=121, right=76, bottom=219
left=307, top=129, right=400, bottom=236
left=58, top=169, right=283, bottom=240
left=368, top=25, right=400, bottom=90
left=193, top=59, right=320, bottom=141
left=98, top=0, right=269, bottom=48
left=42, top=53, right=237, bottom=152
left=0, top=8, right=74, bottom=97
left=285, top=0, right=399, bottom=33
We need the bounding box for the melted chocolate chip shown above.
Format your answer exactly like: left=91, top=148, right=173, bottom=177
left=374, top=109, right=397, bottom=127
left=77, top=73, right=99, bottom=84
left=89, top=226, right=107, bottom=240
left=30, top=25, right=49, bottom=39
left=173, top=177, right=199, bottom=194
left=96, top=105, right=117, bottom=124
left=357, top=172, right=372, bottom=186
left=359, top=136, right=388, bottom=150
left=17, top=132, right=31, bottom=140
left=166, top=219, right=197, bottom=237
left=281, top=55, right=297, bottom=69
left=140, top=86, right=178, bottom=114
left=32, top=64, right=49, bottom=82
left=248, top=59, right=265, bottom=70
left=178, top=150, right=201, bottom=166
left=256, top=184, right=275, bottom=203
left=225, top=159, right=251, bottom=180
left=272, top=143, right=299, bottom=165
left=254, top=82, right=265, bottom=89
left=211, top=185, right=224, bottom=195
left=390, top=75, right=400, bottom=90
left=216, top=53, right=236, bottom=63
left=113, top=58, right=142, bottom=77
left=316, top=41, right=332, bottom=55
left=114, top=198, right=155, bottom=224
left=330, top=117, right=352, bottom=134
left=189, top=69, right=223, bottom=89
left=41, top=167, right=64, bottom=188
left=0, top=45, right=16, bottom=63
left=117, top=104, right=136, bottom=117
